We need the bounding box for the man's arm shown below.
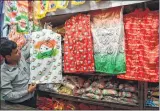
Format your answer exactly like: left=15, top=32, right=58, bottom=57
left=1, top=75, right=28, bottom=101
left=21, top=40, right=30, bottom=60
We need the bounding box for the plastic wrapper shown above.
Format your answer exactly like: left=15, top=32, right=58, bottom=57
left=48, top=1, right=57, bottom=12
left=33, top=20, right=42, bottom=32
left=73, top=88, right=86, bottom=96
left=28, top=1, right=33, bottom=20
left=119, top=91, right=137, bottom=99
left=118, top=83, right=136, bottom=92
left=34, top=1, right=48, bottom=19
left=119, top=91, right=132, bottom=98
left=4, top=1, right=18, bottom=24
left=64, top=103, right=76, bottom=110
left=153, top=101, right=160, bottom=107
left=17, top=1, right=28, bottom=13
left=52, top=25, right=65, bottom=37
left=91, top=81, right=105, bottom=89
left=52, top=83, right=62, bottom=92
left=58, top=86, right=73, bottom=95
left=145, top=99, right=157, bottom=107
left=16, top=1, right=29, bottom=33
left=37, top=97, right=54, bottom=110
left=152, top=91, right=159, bottom=97
left=53, top=100, right=65, bottom=110
left=63, top=81, right=76, bottom=90
left=64, top=76, right=84, bottom=88
left=86, top=87, right=102, bottom=95
left=152, top=97, right=159, bottom=101
left=106, top=81, right=118, bottom=89
left=102, top=89, right=118, bottom=96
left=83, top=80, right=92, bottom=88
left=16, top=14, right=29, bottom=33
left=8, top=25, right=26, bottom=49
left=56, top=1, right=69, bottom=9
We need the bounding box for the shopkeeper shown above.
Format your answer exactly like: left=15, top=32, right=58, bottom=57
left=0, top=38, right=37, bottom=108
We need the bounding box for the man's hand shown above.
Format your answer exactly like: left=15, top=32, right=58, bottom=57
left=28, top=84, right=37, bottom=93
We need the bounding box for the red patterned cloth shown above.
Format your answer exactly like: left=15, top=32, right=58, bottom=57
left=118, top=9, right=159, bottom=82
left=64, top=14, right=95, bottom=73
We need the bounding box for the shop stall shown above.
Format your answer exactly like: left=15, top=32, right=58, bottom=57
left=1, top=0, right=159, bottom=110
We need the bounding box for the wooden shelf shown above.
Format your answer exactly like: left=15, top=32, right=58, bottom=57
left=37, top=89, right=140, bottom=110
left=144, top=106, right=159, bottom=110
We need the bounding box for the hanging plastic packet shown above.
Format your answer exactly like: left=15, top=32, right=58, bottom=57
left=16, top=1, right=29, bottom=33
left=33, top=19, right=42, bottom=32
left=16, top=14, right=29, bottom=33
left=17, top=1, right=28, bottom=13
left=71, top=0, right=85, bottom=6
left=33, top=1, right=39, bottom=19
left=34, top=1, right=48, bottom=19
left=56, top=1, right=69, bottom=9
left=28, top=1, right=34, bottom=20
left=48, top=1, right=57, bottom=12
left=4, top=1, right=18, bottom=24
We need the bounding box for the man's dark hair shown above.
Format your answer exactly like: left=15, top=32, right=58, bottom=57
left=0, top=37, right=8, bottom=44
left=0, top=40, right=17, bottom=57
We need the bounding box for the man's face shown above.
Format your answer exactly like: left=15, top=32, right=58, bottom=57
left=7, top=48, right=21, bottom=63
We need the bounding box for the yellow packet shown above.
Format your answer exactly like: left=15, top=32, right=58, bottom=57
left=47, top=1, right=57, bottom=12
left=71, top=0, right=85, bottom=6
left=33, top=1, right=40, bottom=19
left=34, top=1, right=48, bottom=19
left=56, top=1, right=69, bottom=9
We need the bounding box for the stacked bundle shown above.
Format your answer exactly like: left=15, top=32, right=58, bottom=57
left=42, top=75, right=138, bottom=105
left=145, top=86, right=159, bottom=107
left=118, top=83, right=138, bottom=105
left=37, top=97, right=54, bottom=110
left=64, top=14, right=95, bottom=73
left=8, top=25, right=26, bottom=49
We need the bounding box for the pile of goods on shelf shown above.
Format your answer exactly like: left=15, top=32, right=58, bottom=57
left=37, top=97, right=105, bottom=110
left=38, top=75, right=138, bottom=106
left=145, top=85, right=159, bottom=107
